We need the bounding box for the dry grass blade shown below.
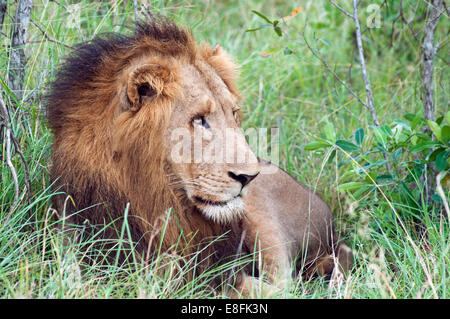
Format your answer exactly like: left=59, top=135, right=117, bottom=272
left=0, top=91, right=19, bottom=216
left=0, top=89, right=33, bottom=216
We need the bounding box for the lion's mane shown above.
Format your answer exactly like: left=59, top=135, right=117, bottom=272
left=46, top=17, right=247, bottom=275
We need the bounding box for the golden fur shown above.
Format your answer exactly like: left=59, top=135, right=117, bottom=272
left=47, top=18, right=352, bottom=296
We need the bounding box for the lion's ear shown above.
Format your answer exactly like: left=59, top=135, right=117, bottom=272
left=126, top=64, right=170, bottom=111
left=212, top=44, right=222, bottom=55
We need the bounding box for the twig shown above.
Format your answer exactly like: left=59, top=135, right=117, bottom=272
left=302, top=34, right=369, bottom=111
left=329, top=0, right=353, bottom=19
left=422, top=0, right=444, bottom=121
left=278, top=19, right=361, bottom=123
left=322, top=1, right=392, bottom=173
left=351, top=0, right=392, bottom=174
left=399, top=0, right=421, bottom=43
left=132, top=0, right=139, bottom=23
left=296, top=34, right=363, bottom=122
left=30, top=18, right=74, bottom=49
left=421, top=0, right=444, bottom=206
left=352, top=0, right=379, bottom=127
left=8, top=0, right=32, bottom=102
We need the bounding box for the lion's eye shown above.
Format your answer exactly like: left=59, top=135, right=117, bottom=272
left=192, top=115, right=210, bottom=129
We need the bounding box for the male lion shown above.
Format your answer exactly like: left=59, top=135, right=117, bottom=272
left=46, top=17, right=352, bottom=296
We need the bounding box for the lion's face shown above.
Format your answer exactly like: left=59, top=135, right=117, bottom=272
left=118, top=48, right=260, bottom=224
left=167, top=61, right=260, bottom=223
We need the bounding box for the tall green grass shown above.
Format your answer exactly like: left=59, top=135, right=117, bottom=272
left=0, top=0, right=448, bottom=298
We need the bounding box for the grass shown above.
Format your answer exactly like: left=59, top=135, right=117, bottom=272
left=0, top=0, right=448, bottom=298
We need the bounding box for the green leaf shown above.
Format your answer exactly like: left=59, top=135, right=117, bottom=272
left=404, top=113, right=416, bottom=122
left=360, top=160, right=387, bottom=172
left=429, top=147, right=445, bottom=161
left=409, top=141, right=440, bottom=153
left=435, top=150, right=449, bottom=171
left=405, top=164, right=424, bottom=183
left=337, top=182, right=368, bottom=192
left=441, top=125, right=450, bottom=144
left=376, top=174, right=394, bottom=182
left=373, top=126, right=391, bottom=147
left=327, top=149, right=336, bottom=164
left=324, top=120, right=336, bottom=142
left=312, top=22, right=329, bottom=29
left=427, top=120, right=442, bottom=142
left=246, top=26, right=268, bottom=32
left=365, top=172, right=378, bottom=184
left=314, top=136, right=332, bottom=144
left=318, top=38, right=331, bottom=46
left=274, top=26, right=282, bottom=37
left=353, top=185, right=372, bottom=198
left=393, top=119, right=411, bottom=131
left=0, top=78, right=20, bottom=107
left=304, top=141, right=330, bottom=151
left=336, top=140, right=359, bottom=152
left=446, top=111, right=450, bottom=125
left=354, top=128, right=364, bottom=145
left=411, top=115, right=423, bottom=130
left=414, top=132, right=432, bottom=141
left=381, top=125, right=392, bottom=137
left=392, top=147, right=402, bottom=160
left=431, top=193, right=443, bottom=203
left=251, top=10, right=273, bottom=24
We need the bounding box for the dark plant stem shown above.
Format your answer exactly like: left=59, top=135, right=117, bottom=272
left=421, top=0, right=444, bottom=206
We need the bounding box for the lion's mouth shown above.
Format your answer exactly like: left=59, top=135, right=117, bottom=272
left=193, top=196, right=239, bottom=206
left=192, top=195, right=245, bottom=224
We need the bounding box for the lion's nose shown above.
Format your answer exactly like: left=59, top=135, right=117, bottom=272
left=228, top=171, right=259, bottom=188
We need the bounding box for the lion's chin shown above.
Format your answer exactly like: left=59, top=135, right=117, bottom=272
left=194, top=196, right=245, bottom=224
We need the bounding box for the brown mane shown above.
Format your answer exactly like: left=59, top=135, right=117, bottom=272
left=46, top=17, right=247, bottom=277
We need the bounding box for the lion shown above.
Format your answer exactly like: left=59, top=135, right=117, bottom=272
left=46, top=17, right=353, bottom=297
